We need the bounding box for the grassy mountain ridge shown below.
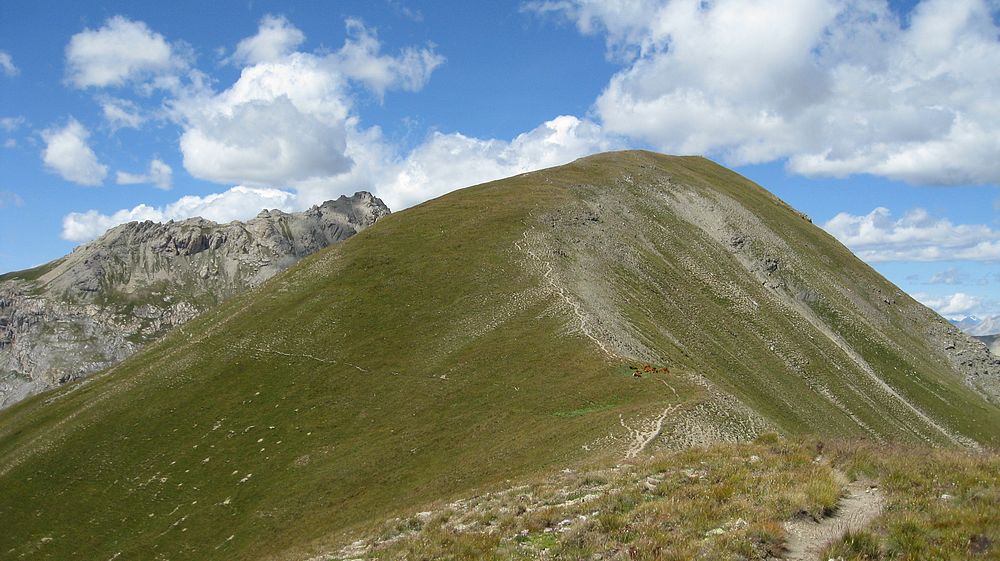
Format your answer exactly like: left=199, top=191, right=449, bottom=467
left=0, top=151, right=997, bottom=561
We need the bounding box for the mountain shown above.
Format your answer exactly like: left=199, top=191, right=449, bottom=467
left=976, top=334, right=1000, bottom=355
left=0, top=151, right=997, bottom=561
left=953, top=314, right=1000, bottom=336
left=0, top=192, right=389, bottom=408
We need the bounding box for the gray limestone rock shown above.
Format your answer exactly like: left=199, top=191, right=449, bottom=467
left=0, top=192, right=389, bottom=408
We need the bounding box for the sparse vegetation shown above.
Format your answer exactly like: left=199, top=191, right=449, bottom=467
left=822, top=443, right=1000, bottom=560
left=335, top=437, right=997, bottom=561
left=0, top=258, right=64, bottom=282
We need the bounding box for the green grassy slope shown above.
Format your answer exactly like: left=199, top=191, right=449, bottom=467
left=531, top=153, right=998, bottom=446
left=0, top=259, right=64, bottom=283
left=0, top=171, right=686, bottom=561
left=0, top=151, right=996, bottom=561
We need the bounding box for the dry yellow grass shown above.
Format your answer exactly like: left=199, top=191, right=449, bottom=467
left=328, top=436, right=997, bottom=561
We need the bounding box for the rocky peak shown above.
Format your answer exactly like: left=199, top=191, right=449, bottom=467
left=0, top=192, right=389, bottom=408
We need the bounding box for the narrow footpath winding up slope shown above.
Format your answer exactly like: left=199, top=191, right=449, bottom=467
left=0, top=151, right=997, bottom=561
left=782, top=476, right=885, bottom=560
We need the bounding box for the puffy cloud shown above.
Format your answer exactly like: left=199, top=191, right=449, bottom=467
left=228, top=14, right=305, bottom=65
left=372, top=115, right=614, bottom=210
left=65, top=16, right=185, bottom=88
left=61, top=185, right=295, bottom=242
left=823, top=207, right=1000, bottom=262
left=289, top=114, right=615, bottom=212
left=334, top=18, right=444, bottom=97
left=64, top=113, right=611, bottom=244
left=175, top=18, right=442, bottom=188
left=0, top=51, right=18, bottom=76
left=62, top=205, right=161, bottom=242
left=60, top=16, right=600, bottom=243
left=60, top=15, right=449, bottom=243
left=176, top=54, right=352, bottom=186
left=532, top=0, right=1000, bottom=186
left=913, top=292, right=982, bottom=318
left=295, top=115, right=620, bottom=210
left=100, top=97, right=144, bottom=129
left=116, top=159, right=173, bottom=190
left=40, top=119, right=108, bottom=186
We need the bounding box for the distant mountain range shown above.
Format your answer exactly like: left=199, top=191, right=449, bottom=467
left=952, top=315, right=1000, bottom=337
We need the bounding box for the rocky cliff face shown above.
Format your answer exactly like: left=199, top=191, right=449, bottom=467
left=0, top=192, right=389, bottom=407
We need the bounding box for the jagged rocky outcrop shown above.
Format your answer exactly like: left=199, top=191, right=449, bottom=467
left=0, top=192, right=389, bottom=407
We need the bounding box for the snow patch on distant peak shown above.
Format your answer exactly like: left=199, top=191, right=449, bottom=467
left=952, top=315, right=1000, bottom=337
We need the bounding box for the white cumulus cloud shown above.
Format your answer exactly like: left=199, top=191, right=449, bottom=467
left=116, top=158, right=173, bottom=190
left=65, top=15, right=185, bottom=88
left=370, top=115, right=615, bottom=210
left=62, top=114, right=613, bottom=242
left=334, top=17, right=445, bottom=97
left=176, top=55, right=353, bottom=186
left=61, top=185, right=296, bottom=242
left=823, top=207, right=1000, bottom=262
left=100, top=97, right=145, bottom=129
left=228, top=14, right=306, bottom=65
left=529, top=0, right=1000, bottom=186
left=914, top=292, right=982, bottom=318
left=41, top=119, right=108, bottom=186
left=0, top=51, right=18, bottom=76
left=60, top=16, right=605, bottom=245
left=288, top=115, right=615, bottom=212
left=174, top=18, right=442, bottom=188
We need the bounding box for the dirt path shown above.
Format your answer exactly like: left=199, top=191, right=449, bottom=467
left=621, top=404, right=679, bottom=460
left=514, top=228, right=616, bottom=359
left=782, top=478, right=885, bottom=560
left=240, top=345, right=369, bottom=372
left=516, top=225, right=689, bottom=461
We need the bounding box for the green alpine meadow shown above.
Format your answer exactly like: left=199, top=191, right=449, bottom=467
left=1, top=152, right=997, bottom=561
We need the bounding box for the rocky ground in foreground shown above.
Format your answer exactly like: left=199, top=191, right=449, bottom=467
left=317, top=437, right=996, bottom=561
left=0, top=192, right=389, bottom=407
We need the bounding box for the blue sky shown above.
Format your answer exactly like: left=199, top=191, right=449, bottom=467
left=1, top=0, right=998, bottom=321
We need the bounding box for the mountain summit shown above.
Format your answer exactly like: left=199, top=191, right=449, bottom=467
left=954, top=315, right=1000, bottom=337
left=0, top=192, right=389, bottom=407
left=0, top=152, right=997, bottom=560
